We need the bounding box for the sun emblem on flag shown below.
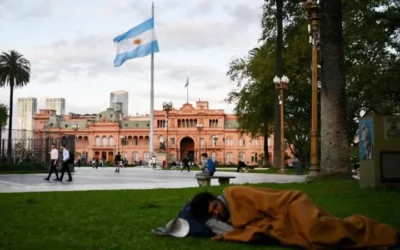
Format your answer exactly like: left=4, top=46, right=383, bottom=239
left=133, top=39, right=141, bottom=45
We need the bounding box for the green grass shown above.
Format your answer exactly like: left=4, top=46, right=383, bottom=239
left=0, top=170, right=47, bottom=175
left=0, top=179, right=399, bottom=250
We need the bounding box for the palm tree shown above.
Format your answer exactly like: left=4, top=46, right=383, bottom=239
left=319, top=0, right=350, bottom=172
left=0, top=50, right=31, bottom=162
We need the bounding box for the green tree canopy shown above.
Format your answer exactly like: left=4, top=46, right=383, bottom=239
left=226, top=0, right=399, bottom=168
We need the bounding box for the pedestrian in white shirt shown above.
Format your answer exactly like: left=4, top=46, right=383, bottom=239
left=44, top=143, right=60, bottom=181
left=59, top=144, right=72, bottom=181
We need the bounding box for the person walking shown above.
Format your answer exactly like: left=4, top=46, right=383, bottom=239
left=181, top=157, right=190, bottom=172
left=114, top=152, right=122, bottom=173
left=44, top=143, right=60, bottom=181
left=59, top=144, right=72, bottom=182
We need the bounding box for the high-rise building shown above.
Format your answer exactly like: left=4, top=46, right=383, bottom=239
left=17, top=98, right=37, bottom=147
left=45, top=98, right=65, bottom=115
left=110, top=90, right=128, bottom=115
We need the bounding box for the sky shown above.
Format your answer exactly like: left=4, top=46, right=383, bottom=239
left=0, top=0, right=264, bottom=125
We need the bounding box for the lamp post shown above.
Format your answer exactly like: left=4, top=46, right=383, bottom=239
left=196, top=123, right=204, bottom=163
left=302, top=0, right=320, bottom=177
left=273, top=75, right=289, bottom=174
left=120, top=135, right=126, bottom=163
left=162, top=101, right=173, bottom=169
left=72, top=124, right=79, bottom=160
left=213, top=135, right=218, bottom=161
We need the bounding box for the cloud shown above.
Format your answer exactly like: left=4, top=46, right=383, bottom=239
left=0, top=0, right=52, bottom=20
left=222, top=4, right=262, bottom=24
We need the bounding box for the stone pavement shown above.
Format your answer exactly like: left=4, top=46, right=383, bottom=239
left=0, top=167, right=306, bottom=193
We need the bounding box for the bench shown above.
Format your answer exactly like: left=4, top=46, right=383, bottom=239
left=195, top=175, right=236, bottom=187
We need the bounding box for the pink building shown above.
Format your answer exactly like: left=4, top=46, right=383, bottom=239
left=33, top=101, right=274, bottom=165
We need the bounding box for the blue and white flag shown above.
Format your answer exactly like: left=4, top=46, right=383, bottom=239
left=113, top=18, right=160, bottom=67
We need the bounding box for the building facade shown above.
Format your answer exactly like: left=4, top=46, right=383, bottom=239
left=33, top=101, right=273, bottom=165
left=45, top=98, right=66, bottom=115
left=17, top=98, right=37, bottom=145
left=110, top=90, right=128, bottom=116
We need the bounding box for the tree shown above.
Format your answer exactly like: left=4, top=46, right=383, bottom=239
left=0, top=103, right=8, bottom=155
left=226, top=42, right=276, bottom=166
left=0, top=50, right=31, bottom=162
left=226, top=0, right=399, bottom=172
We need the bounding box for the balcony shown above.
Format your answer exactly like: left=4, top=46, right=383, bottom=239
left=91, top=145, right=116, bottom=149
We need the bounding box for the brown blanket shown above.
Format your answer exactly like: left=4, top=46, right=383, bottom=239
left=213, top=186, right=398, bottom=249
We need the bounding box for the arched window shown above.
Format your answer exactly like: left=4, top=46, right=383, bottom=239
left=109, top=136, right=114, bottom=146
left=95, top=136, right=100, bottom=146
left=132, top=152, right=139, bottom=161
left=226, top=152, right=233, bottom=163
left=239, top=152, right=245, bottom=162
left=211, top=152, right=216, bottom=161
left=102, top=136, right=107, bottom=145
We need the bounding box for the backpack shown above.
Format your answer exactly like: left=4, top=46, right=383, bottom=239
left=206, top=158, right=216, bottom=175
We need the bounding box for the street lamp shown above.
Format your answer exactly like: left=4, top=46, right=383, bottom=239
left=273, top=75, right=289, bottom=174
left=72, top=124, right=79, bottom=160
left=302, top=0, right=320, bottom=177
left=162, top=101, right=173, bottom=169
left=196, top=123, right=204, bottom=163
left=120, top=135, right=126, bottom=163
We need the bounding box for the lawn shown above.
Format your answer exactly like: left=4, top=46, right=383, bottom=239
left=0, top=179, right=399, bottom=250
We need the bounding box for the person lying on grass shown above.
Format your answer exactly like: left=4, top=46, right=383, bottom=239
left=153, top=186, right=400, bottom=249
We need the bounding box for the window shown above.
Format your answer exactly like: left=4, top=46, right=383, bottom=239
left=268, top=137, right=272, bottom=145
left=226, top=138, right=233, bottom=146
left=239, top=139, right=245, bottom=146
left=251, top=153, right=258, bottom=163
left=211, top=152, right=216, bottom=161
left=144, top=152, right=150, bottom=162
left=226, top=152, right=233, bottom=163
left=170, top=138, right=175, bottom=146
left=102, top=136, right=107, bottom=145
left=132, top=152, right=139, bottom=161
left=252, top=139, right=258, bottom=146
left=239, top=152, right=245, bottom=162
left=200, top=138, right=204, bottom=146
left=134, top=137, right=138, bottom=145
left=109, top=136, right=114, bottom=146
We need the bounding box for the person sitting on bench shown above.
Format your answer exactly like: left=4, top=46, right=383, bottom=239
left=195, top=153, right=216, bottom=177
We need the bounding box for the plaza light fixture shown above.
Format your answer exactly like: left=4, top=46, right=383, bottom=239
left=72, top=124, right=79, bottom=159
left=162, top=101, right=173, bottom=169
left=302, top=0, right=321, bottom=177
left=196, top=123, right=204, bottom=162
left=274, top=75, right=290, bottom=174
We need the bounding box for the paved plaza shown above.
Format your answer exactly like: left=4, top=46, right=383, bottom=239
left=0, top=167, right=306, bottom=193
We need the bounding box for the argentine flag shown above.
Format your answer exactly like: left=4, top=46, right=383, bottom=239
left=113, top=18, right=160, bottom=67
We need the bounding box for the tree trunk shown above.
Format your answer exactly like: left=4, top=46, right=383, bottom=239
left=263, top=124, right=270, bottom=166
left=320, top=0, right=350, bottom=172
left=7, top=81, right=14, bottom=163
left=273, top=0, right=284, bottom=168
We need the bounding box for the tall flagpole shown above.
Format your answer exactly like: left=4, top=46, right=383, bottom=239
left=149, top=2, right=155, bottom=161
left=186, top=77, right=189, bottom=103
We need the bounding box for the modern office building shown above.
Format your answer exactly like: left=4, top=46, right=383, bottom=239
left=17, top=98, right=38, bottom=147
left=110, top=90, right=128, bottom=115
left=45, top=98, right=65, bottom=115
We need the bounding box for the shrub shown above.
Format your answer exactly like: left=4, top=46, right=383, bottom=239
left=0, top=162, right=48, bottom=173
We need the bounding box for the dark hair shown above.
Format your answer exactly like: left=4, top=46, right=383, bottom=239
left=201, top=153, right=208, bottom=158
left=51, top=143, right=55, bottom=146
left=189, top=191, right=215, bottom=222
left=62, top=144, right=66, bottom=148
left=118, top=152, right=120, bottom=154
